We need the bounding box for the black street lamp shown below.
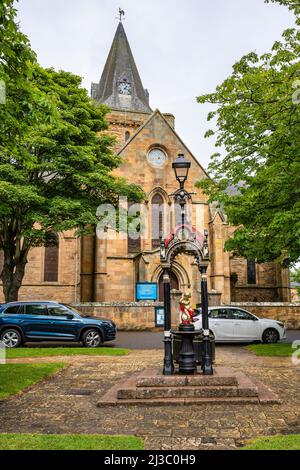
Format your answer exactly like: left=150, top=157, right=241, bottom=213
left=172, top=154, right=191, bottom=189
left=160, top=153, right=213, bottom=376
left=172, top=154, right=191, bottom=233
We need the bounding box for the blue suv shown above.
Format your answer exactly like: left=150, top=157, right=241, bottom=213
left=0, top=302, right=116, bottom=348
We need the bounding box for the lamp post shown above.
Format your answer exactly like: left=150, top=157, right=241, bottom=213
left=200, top=232, right=213, bottom=375
left=161, top=154, right=191, bottom=376
left=161, top=153, right=213, bottom=376
left=162, top=266, right=174, bottom=376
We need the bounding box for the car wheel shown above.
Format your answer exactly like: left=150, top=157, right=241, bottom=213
left=82, top=329, right=103, bottom=348
left=0, top=329, right=22, bottom=348
left=262, top=328, right=279, bottom=344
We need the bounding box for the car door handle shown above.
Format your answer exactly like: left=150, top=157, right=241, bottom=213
left=234, top=323, right=241, bottom=326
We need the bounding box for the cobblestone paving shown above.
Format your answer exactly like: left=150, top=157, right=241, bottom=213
left=1, top=347, right=299, bottom=450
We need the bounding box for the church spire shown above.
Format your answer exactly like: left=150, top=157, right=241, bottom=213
left=92, top=21, right=152, bottom=113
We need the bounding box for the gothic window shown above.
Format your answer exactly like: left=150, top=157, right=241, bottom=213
left=128, top=203, right=141, bottom=254
left=125, top=131, right=130, bottom=142
left=247, top=259, right=257, bottom=285
left=152, top=194, right=164, bottom=249
left=44, top=233, right=59, bottom=282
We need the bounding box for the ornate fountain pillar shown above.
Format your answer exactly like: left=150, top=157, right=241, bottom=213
left=162, top=267, right=174, bottom=375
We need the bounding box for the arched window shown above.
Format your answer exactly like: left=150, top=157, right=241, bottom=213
left=125, top=131, right=130, bottom=142
left=128, top=203, right=141, bottom=254
left=44, top=233, right=59, bottom=282
left=152, top=194, right=164, bottom=249
left=247, top=259, right=256, bottom=285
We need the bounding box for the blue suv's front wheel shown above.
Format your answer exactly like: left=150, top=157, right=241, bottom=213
left=82, top=329, right=103, bottom=348
left=0, top=329, right=22, bottom=348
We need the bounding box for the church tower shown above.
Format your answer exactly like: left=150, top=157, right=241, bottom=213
left=91, top=21, right=158, bottom=153
left=92, top=21, right=151, bottom=113
left=79, top=17, right=291, bottom=308
left=80, top=18, right=214, bottom=307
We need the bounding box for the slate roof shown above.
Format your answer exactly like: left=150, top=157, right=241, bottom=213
left=91, top=22, right=152, bottom=113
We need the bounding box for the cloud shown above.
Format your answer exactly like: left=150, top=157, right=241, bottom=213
left=17, top=0, right=295, bottom=168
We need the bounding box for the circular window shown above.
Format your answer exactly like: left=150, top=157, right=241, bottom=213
left=147, top=148, right=167, bottom=168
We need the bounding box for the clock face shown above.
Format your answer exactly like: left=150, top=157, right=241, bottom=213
left=147, top=148, right=167, bottom=168
left=118, top=81, right=132, bottom=95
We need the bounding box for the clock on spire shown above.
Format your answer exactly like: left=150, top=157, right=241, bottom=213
left=91, top=18, right=152, bottom=112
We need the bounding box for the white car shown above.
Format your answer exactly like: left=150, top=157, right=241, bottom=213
left=194, top=306, right=286, bottom=343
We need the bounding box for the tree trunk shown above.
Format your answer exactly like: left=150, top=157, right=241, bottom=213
left=1, top=260, right=27, bottom=302
left=0, top=232, right=30, bottom=302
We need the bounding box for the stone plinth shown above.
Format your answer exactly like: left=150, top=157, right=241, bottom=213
left=97, top=367, right=281, bottom=407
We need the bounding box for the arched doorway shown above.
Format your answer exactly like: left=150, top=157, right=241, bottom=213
left=159, top=271, right=179, bottom=301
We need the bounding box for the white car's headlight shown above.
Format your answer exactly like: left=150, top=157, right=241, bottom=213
left=276, top=322, right=285, bottom=328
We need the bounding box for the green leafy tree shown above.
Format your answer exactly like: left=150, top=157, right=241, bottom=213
left=0, top=2, right=143, bottom=302
left=265, top=0, right=300, bottom=15
left=196, top=1, right=300, bottom=267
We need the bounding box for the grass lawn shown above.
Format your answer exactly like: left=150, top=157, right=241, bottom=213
left=0, top=434, right=144, bottom=450
left=6, top=347, right=129, bottom=359
left=0, top=363, right=65, bottom=399
left=246, top=343, right=293, bottom=357
left=243, top=434, right=300, bottom=450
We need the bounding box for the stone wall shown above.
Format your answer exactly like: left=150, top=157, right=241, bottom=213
left=231, top=302, right=300, bottom=329
left=232, top=287, right=279, bottom=302
left=73, top=301, right=300, bottom=330
left=73, top=302, right=164, bottom=331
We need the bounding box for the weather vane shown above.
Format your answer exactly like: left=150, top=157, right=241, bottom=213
left=117, top=8, right=125, bottom=22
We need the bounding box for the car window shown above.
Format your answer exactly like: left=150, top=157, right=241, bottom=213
left=3, top=305, right=21, bottom=315
left=64, top=305, right=82, bottom=317
left=47, top=306, right=71, bottom=317
left=210, top=309, right=232, bottom=319
left=230, top=309, right=255, bottom=320
left=25, top=304, right=48, bottom=316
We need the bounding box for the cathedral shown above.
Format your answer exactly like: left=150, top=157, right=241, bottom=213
left=0, top=21, right=291, bottom=309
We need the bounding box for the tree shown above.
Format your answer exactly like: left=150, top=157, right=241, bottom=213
left=0, top=4, right=143, bottom=302
left=265, top=0, right=300, bottom=16
left=196, top=1, right=300, bottom=267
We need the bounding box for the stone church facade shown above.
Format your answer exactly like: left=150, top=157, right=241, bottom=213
left=0, top=22, right=291, bottom=308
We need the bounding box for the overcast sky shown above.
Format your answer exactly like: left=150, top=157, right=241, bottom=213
left=17, top=0, right=295, bottom=169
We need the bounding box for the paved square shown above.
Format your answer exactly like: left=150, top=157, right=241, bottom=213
left=1, top=346, right=299, bottom=450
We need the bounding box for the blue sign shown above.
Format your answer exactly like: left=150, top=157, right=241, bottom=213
left=136, top=282, right=158, bottom=301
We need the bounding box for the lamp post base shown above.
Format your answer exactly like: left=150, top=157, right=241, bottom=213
left=202, top=337, right=214, bottom=375
left=163, top=336, right=174, bottom=376
left=172, top=324, right=197, bottom=375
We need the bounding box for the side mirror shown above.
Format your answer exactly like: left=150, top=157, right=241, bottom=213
left=66, top=314, right=74, bottom=320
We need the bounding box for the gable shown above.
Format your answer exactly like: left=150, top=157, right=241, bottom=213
left=115, top=109, right=208, bottom=197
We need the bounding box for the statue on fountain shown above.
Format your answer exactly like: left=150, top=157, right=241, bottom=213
left=179, top=291, right=195, bottom=325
